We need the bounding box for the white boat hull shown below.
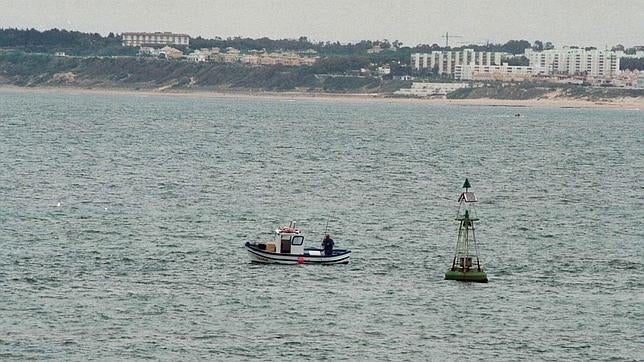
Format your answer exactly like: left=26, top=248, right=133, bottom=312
left=244, top=242, right=350, bottom=265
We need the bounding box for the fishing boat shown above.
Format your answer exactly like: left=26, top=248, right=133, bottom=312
left=244, top=222, right=351, bottom=264
left=445, top=179, right=489, bottom=283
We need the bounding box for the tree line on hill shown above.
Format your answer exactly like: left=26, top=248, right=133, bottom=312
left=0, top=28, right=563, bottom=56
left=0, top=28, right=136, bottom=56
left=620, top=58, right=644, bottom=72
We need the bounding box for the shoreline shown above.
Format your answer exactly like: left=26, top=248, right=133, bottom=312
left=1, top=84, right=642, bottom=110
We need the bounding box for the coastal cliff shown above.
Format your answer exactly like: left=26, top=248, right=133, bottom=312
left=1, top=52, right=642, bottom=103
left=0, top=52, right=391, bottom=93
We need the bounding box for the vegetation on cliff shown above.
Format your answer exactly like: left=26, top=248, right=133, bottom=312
left=0, top=52, right=387, bottom=92
left=447, top=84, right=643, bottom=101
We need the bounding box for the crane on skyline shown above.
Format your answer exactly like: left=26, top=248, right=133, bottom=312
left=442, top=32, right=463, bottom=48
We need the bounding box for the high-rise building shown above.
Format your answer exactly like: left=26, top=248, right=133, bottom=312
left=412, top=49, right=505, bottom=76
left=524, top=48, right=620, bottom=78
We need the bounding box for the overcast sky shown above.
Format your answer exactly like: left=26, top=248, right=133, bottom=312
left=1, top=0, right=643, bottom=47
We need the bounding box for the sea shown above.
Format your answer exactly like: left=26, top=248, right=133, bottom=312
left=0, top=89, right=642, bottom=361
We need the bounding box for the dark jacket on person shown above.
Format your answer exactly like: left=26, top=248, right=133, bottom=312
left=322, top=236, right=334, bottom=255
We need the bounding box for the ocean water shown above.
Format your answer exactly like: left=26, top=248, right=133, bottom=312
left=0, top=89, right=642, bottom=361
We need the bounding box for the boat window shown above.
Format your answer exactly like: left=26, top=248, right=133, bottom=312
left=281, top=235, right=291, bottom=242
left=291, top=235, right=304, bottom=245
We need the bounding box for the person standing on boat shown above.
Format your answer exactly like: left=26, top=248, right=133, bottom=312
left=322, top=234, right=334, bottom=256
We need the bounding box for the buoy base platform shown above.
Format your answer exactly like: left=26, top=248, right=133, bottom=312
left=445, top=270, right=489, bottom=283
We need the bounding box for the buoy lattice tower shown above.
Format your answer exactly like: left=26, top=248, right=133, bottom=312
left=445, top=178, right=488, bottom=283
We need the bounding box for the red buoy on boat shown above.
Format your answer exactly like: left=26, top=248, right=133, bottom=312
left=297, top=256, right=305, bottom=264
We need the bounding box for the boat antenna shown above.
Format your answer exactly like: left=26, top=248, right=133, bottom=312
left=323, top=213, right=334, bottom=238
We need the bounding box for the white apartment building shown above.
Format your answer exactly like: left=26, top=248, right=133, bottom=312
left=122, top=32, right=189, bottom=47
left=524, top=48, right=620, bottom=78
left=455, top=63, right=542, bottom=81
left=412, top=49, right=505, bottom=76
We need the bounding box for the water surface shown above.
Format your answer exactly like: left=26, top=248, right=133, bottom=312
left=0, top=90, right=642, bottom=360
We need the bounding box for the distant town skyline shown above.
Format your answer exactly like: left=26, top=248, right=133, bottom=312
left=1, top=0, right=643, bottom=48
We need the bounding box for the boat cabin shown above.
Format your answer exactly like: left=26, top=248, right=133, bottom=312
left=274, top=226, right=305, bottom=254
left=258, top=222, right=312, bottom=255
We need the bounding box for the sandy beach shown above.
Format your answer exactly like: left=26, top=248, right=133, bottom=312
left=1, top=84, right=642, bottom=110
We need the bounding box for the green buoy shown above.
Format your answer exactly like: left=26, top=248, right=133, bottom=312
left=445, top=179, right=488, bottom=283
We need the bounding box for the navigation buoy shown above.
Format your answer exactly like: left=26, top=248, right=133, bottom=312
left=445, top=178, right=489, bottom=283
